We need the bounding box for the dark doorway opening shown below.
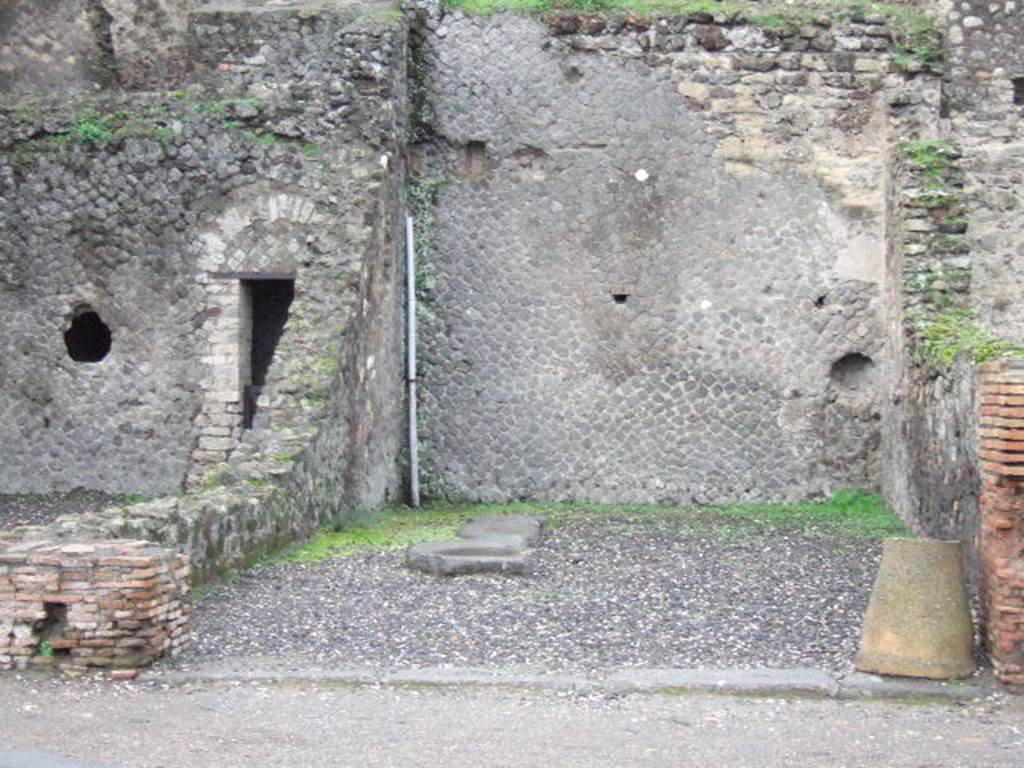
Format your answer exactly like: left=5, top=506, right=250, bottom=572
left=243, top=279, right=294, bottom=429
left=64, top=307, right=112, bottom=362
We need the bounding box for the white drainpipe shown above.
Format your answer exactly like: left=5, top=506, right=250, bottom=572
left=405, top=214, right=421, bottom=507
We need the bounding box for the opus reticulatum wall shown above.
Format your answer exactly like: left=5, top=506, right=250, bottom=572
left=2, top=0, right=1024, bottom=679
left=414, top=10, right=938, bottom=504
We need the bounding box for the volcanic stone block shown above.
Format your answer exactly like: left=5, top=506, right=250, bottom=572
left=458, top=515, right=545, bottom=546
left=855, top=538, right=975, bottom=680
left=405, top=540, right=528, bottom=577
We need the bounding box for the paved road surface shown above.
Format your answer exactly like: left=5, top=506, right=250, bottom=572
left=1, top=674, right=1022, bottom=767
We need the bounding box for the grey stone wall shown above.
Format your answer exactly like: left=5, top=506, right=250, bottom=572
left=0, top=0, right=117, bottom=93
left=882, top=141, right=980, bottom=587
left=106, top=0, right=201, bottom=90
left=885, top=359, right=980, bottom=583
left=943, top=2, right=1024, bottom=338
left=877, top=0, right=1024, bottom=589
left=414, top=11, right=938, bottom=504
left=0, top=0, right=408, bottom=580
left=0, top=98, right=209, bottom=494
left=0, top=1, right=407, bottom=504
left=0, top=0, right=203, bottom=93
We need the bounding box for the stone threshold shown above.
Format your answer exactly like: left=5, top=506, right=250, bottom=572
left=137, top=664, right=1000, bottom=704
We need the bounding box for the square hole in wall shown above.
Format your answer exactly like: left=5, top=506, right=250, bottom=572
left=1013, top=77, right=1024, bottom=105
left=462, top=141, right=488, bottom=182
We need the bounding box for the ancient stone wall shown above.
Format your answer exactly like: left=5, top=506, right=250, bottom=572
left=0, top=2, right=406, bottom=502
left=105, top=0, right=201, bottom=90
left=0, top=539, right=190, bottom=673
left=0, top=1, right=408, bottom=592
left=0, top=0, right=118, bottom=92
left=1, top=98, right=210, bottom=494
left=0, top=0, right=202, bottom=93
left=944, top=1, right=1024, bottom=336
left=881, top=140, right=981, bottom=585
left=414, top=9, right=939, bottom=504
left=880, top=1, right=1024, bottom=593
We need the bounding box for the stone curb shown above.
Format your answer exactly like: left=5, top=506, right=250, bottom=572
left=0, top=749, right=98, bottom=768
left=141, top=665, right=996, bottom=703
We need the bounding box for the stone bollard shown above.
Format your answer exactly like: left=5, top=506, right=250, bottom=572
left=855, top=538, right=975, bottom=680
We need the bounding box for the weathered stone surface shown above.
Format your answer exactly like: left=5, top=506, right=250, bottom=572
left=405, top=539, right=528, bottom=577
left=855, top=538, right=975, bottom=680
left=608, top=668, right=841, bottom=697
left=837, top=671, right=990, bottom=703
left=0, top=1, right=407, bottom=511
left=414, top=12, right=928, bottom=505
left=0, top=0, right=116, bottom=93
left=0, top=1, right=409, bottom=583
left=458, top=516, right=545, bottom=547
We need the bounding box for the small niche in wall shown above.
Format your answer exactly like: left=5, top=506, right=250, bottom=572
left=64, top=306, right=112, bottom=362
left=612, top=293, right=630, bottom=305
left=242, top=278, right=295, bottom=429
left=830, top=352, right=876, bottom=392
left=35, top=602, right=71, bottom=658
left=1013, top=77, right=1024, bottom=106
left=462, top=141, right=489, bottom=182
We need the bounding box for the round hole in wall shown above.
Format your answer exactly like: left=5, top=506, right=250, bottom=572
left=564, top=65, right=584, bottom=84
left=64, top=306, right=112, bottom=363
left=830, top=352, right=875, bottom=392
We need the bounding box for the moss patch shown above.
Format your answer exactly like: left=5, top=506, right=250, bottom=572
left=285, top=507, right=468, bottom=562
left=288, top=490, right=904, bottom=562
left=713, top=488, right=906, bottom=538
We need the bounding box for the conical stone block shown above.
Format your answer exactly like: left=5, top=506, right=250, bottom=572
left=855, top=538, right=975, bottom=680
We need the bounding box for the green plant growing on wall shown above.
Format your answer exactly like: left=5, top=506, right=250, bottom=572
left=918, top=309, right=1024, bottom=367
left=72, top=112, right=121, bottom=143
left=899, top=140, right=956, bottom=175
left=931, top=235, right=969, bottom=255
left=407, top=177, right=447, bottom=281
left=437, top=0, right=942, bottom=66
left=303, top=386, right=329, bottom=407
left=901, top=140, right=965, bottom=217
left=116, top=492, right=156, bottom=506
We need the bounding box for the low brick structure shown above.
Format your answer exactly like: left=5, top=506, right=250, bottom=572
left=0, top=540, right=190, bottom=672
left=978, top=360, right=1024, bottom=684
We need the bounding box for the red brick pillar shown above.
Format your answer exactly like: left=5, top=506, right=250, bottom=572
left=979, top=360, right=1024, bottom=684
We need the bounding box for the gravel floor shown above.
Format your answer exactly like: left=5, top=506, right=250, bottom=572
left=0, top=490, right=116, bottom=531
left=174, top=511, right=883, bottom=674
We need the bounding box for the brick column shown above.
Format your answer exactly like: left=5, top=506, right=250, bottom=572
left=187, top=277, right=250, bottom=486
left=979, top=360, right=1024, bottom=684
